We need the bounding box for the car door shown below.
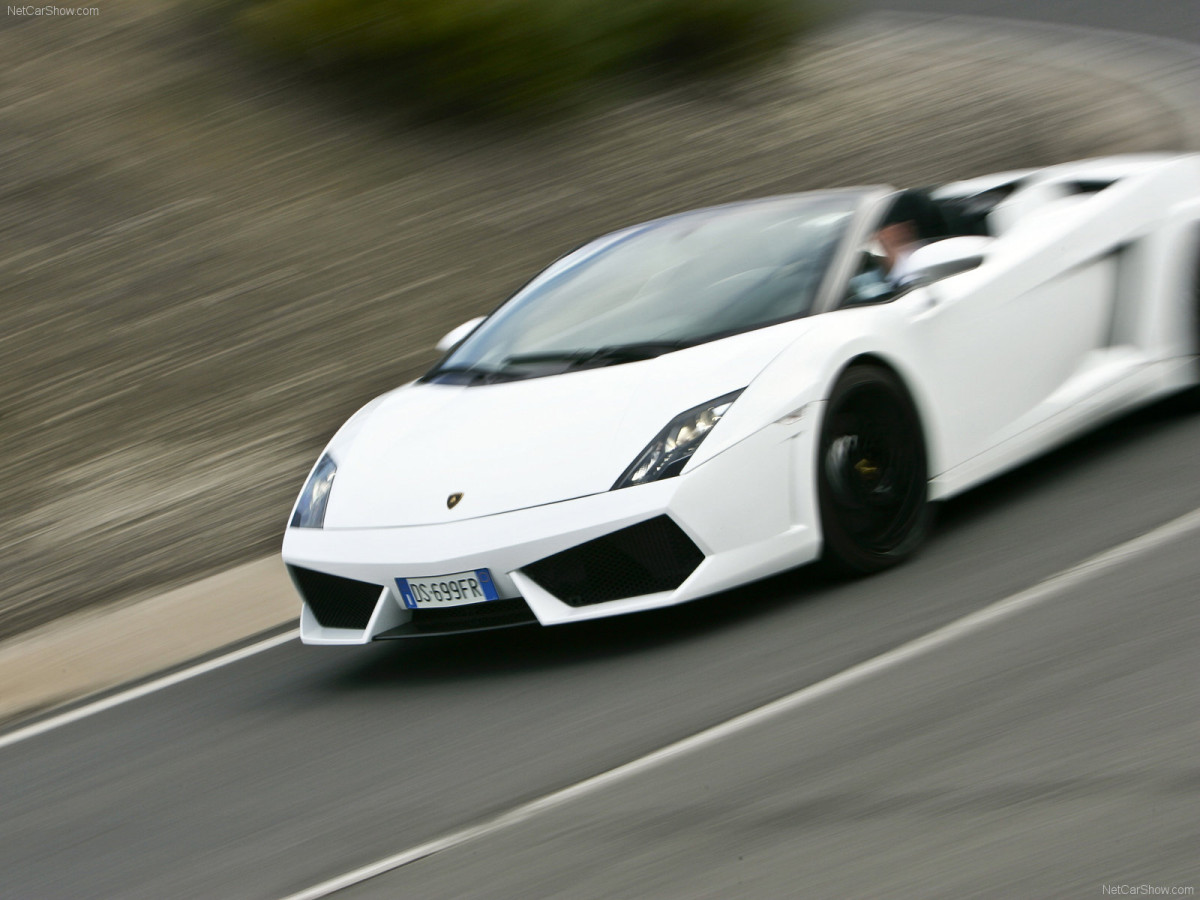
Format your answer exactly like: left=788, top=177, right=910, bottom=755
left=902, top=243, right=1116, bottom=480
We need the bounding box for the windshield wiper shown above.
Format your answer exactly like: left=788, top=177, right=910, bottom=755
left=426, top=341, right=690, bottom=385
left=504, top=340, right=690, bottom=369
left=423, top=364, right=513, bottom=385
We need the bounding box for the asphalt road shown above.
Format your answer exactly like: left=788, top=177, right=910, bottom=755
left=2, top=392, right=1200, bottom=898
left=867, top=0, right=1200, bottom=43
left=4, top=7, right=1200, bottom=900
left=338, top=500, right=1200, bottom=900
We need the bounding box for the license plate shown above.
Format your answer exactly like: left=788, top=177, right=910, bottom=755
left=396, top=569, right=500, bottom=609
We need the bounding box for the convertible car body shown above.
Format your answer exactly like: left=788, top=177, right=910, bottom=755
left=283, top=154, right=1200, bottom=644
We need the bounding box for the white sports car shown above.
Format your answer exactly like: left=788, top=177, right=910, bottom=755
left=283, top=154, right=1200, bottom=644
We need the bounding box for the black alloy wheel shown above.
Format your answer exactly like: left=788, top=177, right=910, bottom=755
left=818, top=364, right=930, bottom=573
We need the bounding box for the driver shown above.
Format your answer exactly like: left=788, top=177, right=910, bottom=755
left=848, top=189, right=950, bottom=300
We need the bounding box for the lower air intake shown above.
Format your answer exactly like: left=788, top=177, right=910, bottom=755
left=521, top=516, right=704, bottom=607
left=289, top=565, right=382, bottom=630
left=375, top=599, right=538, bottom=638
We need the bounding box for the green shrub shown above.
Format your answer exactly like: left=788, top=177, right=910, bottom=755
left=225, top=0, right=825, bottom=116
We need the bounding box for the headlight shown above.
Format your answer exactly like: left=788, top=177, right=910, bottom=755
left=613, top=389, right=743, bottom=489
left=290, top=454, right=337, bottom=528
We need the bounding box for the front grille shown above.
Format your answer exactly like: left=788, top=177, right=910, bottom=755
left=289, top=565, right=382, bottom=630
left=521, top=516, right=704, bottom=607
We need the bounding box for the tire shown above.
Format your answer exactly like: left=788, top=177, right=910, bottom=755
left=817, top=363, right=931, bottom=574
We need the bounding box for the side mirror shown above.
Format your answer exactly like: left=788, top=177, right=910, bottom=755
left=436, top=316, right=485, bottom=353
left=906, top=236, right=991, bottom=284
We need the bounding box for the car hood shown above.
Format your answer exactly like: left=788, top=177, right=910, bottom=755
left=322, top=324, right=807, bottom=528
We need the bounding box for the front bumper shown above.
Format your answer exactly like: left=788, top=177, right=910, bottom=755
left=282, top=417, right=820, bottom=644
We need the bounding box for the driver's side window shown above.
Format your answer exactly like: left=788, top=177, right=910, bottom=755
left=843, top=247, right=898, bottom=307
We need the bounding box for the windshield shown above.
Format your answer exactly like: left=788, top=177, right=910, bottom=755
left=428, top=192, right=863, bottom=384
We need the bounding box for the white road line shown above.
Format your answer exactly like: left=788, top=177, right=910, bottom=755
left=279, top=504, right=1200, bottom=900
left=0, top=629, right=299, bottom=752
